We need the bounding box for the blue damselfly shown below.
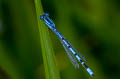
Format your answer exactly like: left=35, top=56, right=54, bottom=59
left=40, top=13, right=94, bottom=77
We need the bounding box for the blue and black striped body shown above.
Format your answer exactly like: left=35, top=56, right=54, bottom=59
left=40, top=13, right=94, bottom=77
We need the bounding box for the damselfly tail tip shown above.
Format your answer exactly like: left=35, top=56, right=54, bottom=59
left=86, top=68, right=94, bottom=77
left=91, top=73, right=94, bottom=77
left=90, top=73, right=94, bottom=77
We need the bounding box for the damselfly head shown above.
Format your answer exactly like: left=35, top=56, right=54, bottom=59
left=40, top=13, right=49, bottom=20
left=40, top=15, right=44, bottom=20
left=44, top=13, right=49, bottom=17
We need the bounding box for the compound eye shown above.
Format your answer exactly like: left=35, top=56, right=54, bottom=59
left=40, top=15, right=44, bottom=20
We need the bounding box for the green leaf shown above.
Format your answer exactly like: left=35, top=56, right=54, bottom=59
left=34, top=0, right=61, bottom=79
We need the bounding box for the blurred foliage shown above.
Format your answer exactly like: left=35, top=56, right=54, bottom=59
left=0, top=0, right=120, bottom=79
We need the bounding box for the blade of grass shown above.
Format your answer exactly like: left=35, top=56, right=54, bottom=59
left=34, top=0, right=61, bottom=79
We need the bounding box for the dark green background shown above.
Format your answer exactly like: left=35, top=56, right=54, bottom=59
left=0, top=0, right=120, bottom=79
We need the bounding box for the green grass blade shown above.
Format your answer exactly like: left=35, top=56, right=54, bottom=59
left=34, top=0, right=61, bottom=79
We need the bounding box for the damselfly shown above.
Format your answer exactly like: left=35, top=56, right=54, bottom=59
left=40, top=13, right=94, bottom=77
